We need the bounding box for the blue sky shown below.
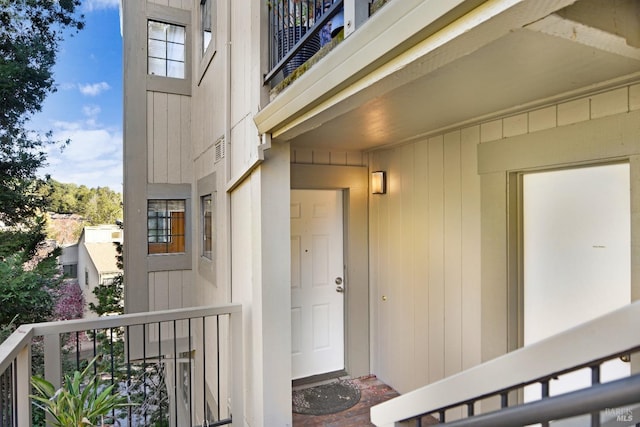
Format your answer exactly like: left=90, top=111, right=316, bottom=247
left=32, top=0, right=123, bottom=192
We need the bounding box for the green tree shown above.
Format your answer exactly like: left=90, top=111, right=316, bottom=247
left=0, top=217, right=47, bottom=261
left=42, top=179, right=123, bottom=226
left=0, top=0, right=84, bottom=226
left=0, top=252, right=60, bottom=326
left=82, top=187, right=123, bottom=225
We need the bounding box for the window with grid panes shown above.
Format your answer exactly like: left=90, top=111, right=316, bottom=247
left=148, top=20, right=186, bottom=78
left=147, top=199, right=186, bottom=254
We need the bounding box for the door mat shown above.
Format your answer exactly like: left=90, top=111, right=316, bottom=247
left=292, top=379, right=361, bottom=415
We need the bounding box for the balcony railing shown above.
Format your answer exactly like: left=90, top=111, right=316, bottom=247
left=0, top=304, right=242, bottom=427
left=371, top=301, right=640, bottom=426
left=266, top=0, right=343, bottom=84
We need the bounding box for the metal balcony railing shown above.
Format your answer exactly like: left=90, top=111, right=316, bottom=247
left=371, top=301, right=640, bottom=426
left=265, top=0, right=343, bottom=84
left=0, top=304, right=242, bottom=427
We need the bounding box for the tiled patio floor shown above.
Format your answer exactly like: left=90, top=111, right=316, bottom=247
left=292, top=375, right=438, bottom=426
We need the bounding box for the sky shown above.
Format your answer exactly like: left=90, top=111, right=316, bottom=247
left=31, top=0, right=123, bottom=193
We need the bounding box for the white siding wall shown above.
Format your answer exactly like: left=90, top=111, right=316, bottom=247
left=148, top=270, right=194, bottom=310
left=370, top=129, right=481, bottom=394
left=148, top=0, right=192, bottom=10
left=369, top=82, right=640, bottom=396
left=147, top=92, right=192, bottom=184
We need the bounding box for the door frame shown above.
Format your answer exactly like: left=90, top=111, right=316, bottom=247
left=291, top=163, right=370, bottom=378
left=291, top=188, right=346, bottom=380
left=478, top=109, right=640, bottom=364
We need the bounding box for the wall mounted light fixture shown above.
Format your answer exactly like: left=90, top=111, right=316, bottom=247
left=371, top=171, right=386, bottom=194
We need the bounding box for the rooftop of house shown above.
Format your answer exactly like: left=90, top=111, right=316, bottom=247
left=84, top=242, right=120, bottom=274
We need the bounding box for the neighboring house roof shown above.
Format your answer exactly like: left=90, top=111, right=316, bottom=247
left=84, top=242, right=120, bottom=274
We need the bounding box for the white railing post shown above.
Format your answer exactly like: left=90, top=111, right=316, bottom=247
left=16, top=344, right=31, bottom=425
left=44, top=334, right=61, bottom=389
left=230, top=308, right=244, bottom=426
left=343, top=0, right=369, bottom=38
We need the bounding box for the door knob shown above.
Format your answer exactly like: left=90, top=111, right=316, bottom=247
left=335, top=277, right=343, bottom=285
left=336, top=286, right=344, bottom=293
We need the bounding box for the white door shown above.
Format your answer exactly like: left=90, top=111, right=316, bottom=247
left=523, top=164, right=631, bottom=425
left=291, top=189, right=345, bottom=380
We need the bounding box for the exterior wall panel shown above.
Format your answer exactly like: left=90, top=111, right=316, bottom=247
left=371, top=131, right=481, bottom=394
left=291, top=147, right=367, bottom=167
left=147, top=92, right=191, bottom=184
left=370, top=84, right=640, bottom=396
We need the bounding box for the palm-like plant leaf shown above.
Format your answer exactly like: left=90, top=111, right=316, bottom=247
left=30, top=356, right=134, bottom=426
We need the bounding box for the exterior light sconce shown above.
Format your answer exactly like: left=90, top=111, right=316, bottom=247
left=371, top=171, right=386, bottom=194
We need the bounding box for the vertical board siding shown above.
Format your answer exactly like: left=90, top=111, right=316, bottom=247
left=167, top=94, right=182, bottom=184
left=460, top=126, right=482, bottom=370
left=443, top=131, right=462, bottom=379
left=427, top=135, right=445, bottom=386
left=153, top=92, right=168, bottom=182
left=396, top=144, right=416, bottom=389
left=148, top=92, right=191, bottom=184
left=181, top=95, right=192, bottom=183
left=371, top=130, right=481, bottom=394
left=147, top=92, right=154, bottom=183
left=149, top=270, right=192, bottom=311
left=371, top=85, right=637, bottom=393
left=149, top=0, right=192, bottom=10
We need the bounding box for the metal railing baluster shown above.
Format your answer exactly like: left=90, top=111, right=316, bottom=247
left=173, top=319, right=178, bottom=427
left=591, top=365, right=601, bottom=427
left=188, top=318, right=193, bottom=427
left=143, top=324, right=148, bottom=424
left=217, top=315, right=220, bottom=421
left=202, top=316, right=207, bottom=423
left=126, top=325, right=132, bottom=426
left=0, top=305, right=240, bottom=427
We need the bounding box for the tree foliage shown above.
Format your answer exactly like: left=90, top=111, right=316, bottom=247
left=43, top=179, right=123, bottom=225
left=89, top=242, right=124, bottom=316
left=0, top=0, right=84, bottom=226
left=0, top=253, right=59, bottom=326
left=0, top=217, right=47, bottom=261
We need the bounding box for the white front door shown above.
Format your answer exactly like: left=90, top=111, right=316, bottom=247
left=291, top=189, right=345, bottom=380
left=523, top=164, right=631, bottom=424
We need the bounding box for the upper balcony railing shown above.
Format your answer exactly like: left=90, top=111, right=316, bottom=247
left=371, top=301, right=640, bottom=426
left=0, top=304, right=242, bottom=427
left=266, top=0, right=344, bottom=84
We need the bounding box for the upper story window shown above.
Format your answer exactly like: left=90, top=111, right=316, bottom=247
left=201, top=0, right=212, bottom=54
left=148, top=20, right=186, bottom=78
left=148, top=199, right=186, bottom=254
left=201, top=194, right=213, bottom=259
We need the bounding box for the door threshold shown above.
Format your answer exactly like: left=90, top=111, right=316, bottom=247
left=292, top=369, right=347, bottom=388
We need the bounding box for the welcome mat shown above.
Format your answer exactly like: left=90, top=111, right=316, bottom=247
left=292, top=379, right=361, bottom=415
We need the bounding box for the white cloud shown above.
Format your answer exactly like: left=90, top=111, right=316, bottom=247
left=59, top=82, right=77, bottom=91
left=83, top=0, right=121, bottom=12
left=78, top=82, right=111, bottom=97
left=42, top=118, right=122, bottom=192
left=83, top=105, right=102, bottom=118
